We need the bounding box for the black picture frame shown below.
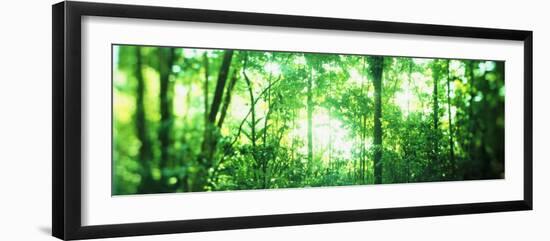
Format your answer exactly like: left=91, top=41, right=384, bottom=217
left=52, top=1, right=533, bottom=240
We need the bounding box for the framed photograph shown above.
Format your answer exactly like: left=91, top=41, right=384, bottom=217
left=52, top=1, right=533, bottom=240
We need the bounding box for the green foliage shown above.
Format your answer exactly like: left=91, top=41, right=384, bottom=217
left=112, top=45, right=505, bottom=195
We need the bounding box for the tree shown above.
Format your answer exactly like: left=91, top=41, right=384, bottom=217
left=217, top=68, right=239, bottom=128
left=359, top=57, right=368, bottom=184
left=193, top=49, right=234, bottom=191
left=203, top=52, right=210, bottom=132
left=445, top=60, right=456, bottom=178
left=405, top=58, right=413, bottom=182
left=307, top=58, right=314, bottom=166
left=242, top=53, right=257, bottom=149
left=370, top=56, right=384, bottom=184
left=467, top=60, right=477, bottom=178
left=158, top=48, right=175, bottom=188
left=134, top=47, right=154, bottom=193
left=431, top=60, right=440, bottom=179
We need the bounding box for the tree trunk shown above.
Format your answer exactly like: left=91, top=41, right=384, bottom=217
left=208, top=50, right=234, bottom=124
left=158, top=48, right=175, bottom=188
left=217, top=68, right=239, bottom=128
left=135, top=47, right=154, bottom=193
left=406, top=59, right=412, bottom=182
left=243, top=54, right=263, bottom=187
left=361, top=115, right=367, bottom=183
left=467, top=60, right=476, bottom=178
left=479, top=66, right=493, bottom=178
left=243, top=56, right=257, bottom=148
left=263, top=54, right=275, bottom=146
left=261, top=55, right=276, bottom=188
left=328, top=68, right=333, bottom=172
left=446, top=60, right=456, bottom=178
left=371, top=56, right=384, bottom=184
left=203, top=52, right=209, bottom=132
left=432, top=60, right=440, bottom=179
left=360, top=57, right=367, bottom=184
left=307, top=61, right=314, bottom=167
left=192, top=50, right=234, bottom=191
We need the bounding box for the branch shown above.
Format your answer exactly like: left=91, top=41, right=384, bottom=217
left=230, top=73, right=283, bottom=147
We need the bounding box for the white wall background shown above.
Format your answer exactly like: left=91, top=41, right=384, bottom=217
left=0, top=0, right=547, bottom=240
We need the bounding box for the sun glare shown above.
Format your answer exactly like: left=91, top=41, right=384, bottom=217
left=264, top=62, right=281, bottom=75
left=395, top=80, right=414, bottom=117
left=290, top=108, right=354, bottom=161
left=173, top=84, right=188, bottom=117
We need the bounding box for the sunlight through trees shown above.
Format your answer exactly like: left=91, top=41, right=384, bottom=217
left=112, top=45, right=505, bottom=195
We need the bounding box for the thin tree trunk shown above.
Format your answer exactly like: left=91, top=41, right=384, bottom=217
left=479, top=68, right=491, bottom=178
left=467, top=60, right=476, bottom=177
left=195, top=52, right=210, bottom=191
left=360, top=57, right=366, bottom=184
left=243, top=56, right=256, bottom=148
left=446, top=60, right=456, bottom=178
left=263, top=54, right=275, bottom=146
left=371, top=56, right=384, bottom=184
left=432, top=60, right=440, bottom=179
left=307, top=61, right=314, bottom=166
left=328, top=62, right=333, bottom=172
left=362, top=115, right=367, bottom=183
left=261, top=55, right=276, bottom=188
left=243, top=54, right=263, bottom=187
left=291, top=108, right=296, bottom=161
left=406, top=59, right=412, bottom=182
left=158, top=48, right=175, bottom=186
left=203, top=52, right=209, bottom=131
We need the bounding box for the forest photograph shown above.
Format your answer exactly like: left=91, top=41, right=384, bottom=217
left=112, top=44, right=505, bottom=195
